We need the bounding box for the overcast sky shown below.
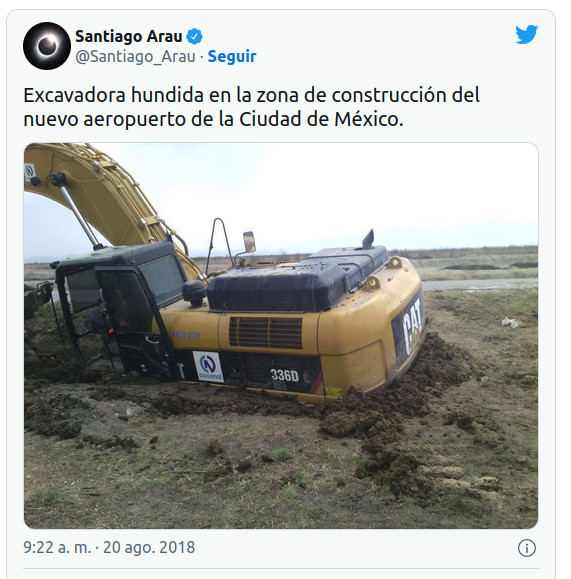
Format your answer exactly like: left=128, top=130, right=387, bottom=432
left=23, top=142, right=538, bottom=261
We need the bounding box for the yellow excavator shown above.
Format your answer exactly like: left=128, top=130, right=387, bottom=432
left=24, top=143, right=425, bottom=403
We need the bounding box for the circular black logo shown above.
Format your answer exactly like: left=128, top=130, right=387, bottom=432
left=23, top=22, right=71, bottom=70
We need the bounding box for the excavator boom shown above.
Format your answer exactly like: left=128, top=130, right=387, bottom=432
left=24, top=143, right=204, bottom=280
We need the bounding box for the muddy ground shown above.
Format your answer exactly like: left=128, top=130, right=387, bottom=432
left=23, top=249, right=538, bottom=530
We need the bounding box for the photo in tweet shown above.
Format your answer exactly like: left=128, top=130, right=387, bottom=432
left=23, top=142, right=537, bottom=530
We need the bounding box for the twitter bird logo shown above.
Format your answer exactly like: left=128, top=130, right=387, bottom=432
left=516, top=25, right=538, bottom=44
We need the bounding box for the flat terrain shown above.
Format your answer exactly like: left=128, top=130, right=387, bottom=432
left=23, top=247, right=538, bottom=529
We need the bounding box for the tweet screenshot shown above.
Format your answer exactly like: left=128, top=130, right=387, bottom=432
left=7, top=8, right=554, bottom=579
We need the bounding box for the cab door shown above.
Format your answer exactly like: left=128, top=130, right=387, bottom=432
left=95, top=266, right=176, bottom=379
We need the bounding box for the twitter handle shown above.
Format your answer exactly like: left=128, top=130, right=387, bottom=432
left=76, top=49, right=154, bottom=65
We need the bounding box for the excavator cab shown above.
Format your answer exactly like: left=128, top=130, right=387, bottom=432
left=95, top=267, right=175, bottom=378
left=55, top=241, right=185, bottom=377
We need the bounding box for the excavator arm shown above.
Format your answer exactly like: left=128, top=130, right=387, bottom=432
left=24, top=143, right=204, bottom=280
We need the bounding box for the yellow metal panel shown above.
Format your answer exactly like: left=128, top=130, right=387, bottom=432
left=317, top=259, right=423, bottom=396
left=320, top=341, right=387, bottom=397
left=161, top=306, right=221, bottom=350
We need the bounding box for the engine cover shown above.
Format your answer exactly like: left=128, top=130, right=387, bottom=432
left=206, top=245, right=390, bottom=313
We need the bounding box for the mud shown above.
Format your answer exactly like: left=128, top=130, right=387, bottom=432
left=318, top=334, right=483, bottom=503
left=23, top=289, right=538, bottom=529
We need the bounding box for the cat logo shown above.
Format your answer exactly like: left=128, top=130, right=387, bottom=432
left=403, top=297, right=423, bottom=355
left=391, top=289, right=425, bottom=367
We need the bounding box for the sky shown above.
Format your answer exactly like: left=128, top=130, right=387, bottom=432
left=23, top=142, right=538, bottom=261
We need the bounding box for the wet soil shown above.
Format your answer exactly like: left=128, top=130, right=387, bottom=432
left=23, top=288, right=538, bottom=529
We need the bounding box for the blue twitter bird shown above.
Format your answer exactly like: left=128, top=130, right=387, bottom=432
left=516, top=25, right=538, bottom=44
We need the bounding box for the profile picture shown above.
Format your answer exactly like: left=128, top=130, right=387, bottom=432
left=23, top=22, right=71, bottom=70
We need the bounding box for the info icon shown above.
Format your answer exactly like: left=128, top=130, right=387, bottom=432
left=23, top=22, right=71, bottom=70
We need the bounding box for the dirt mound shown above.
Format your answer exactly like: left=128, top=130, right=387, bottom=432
left=150, top=389, right=321, bottom=419
left=24, top=386, right=90, bottom=439
left=321, top=332, right=479, bottom=437
left=320, top=333, right=481, bottom=502
left=24, top=330, right=477, bottom=450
